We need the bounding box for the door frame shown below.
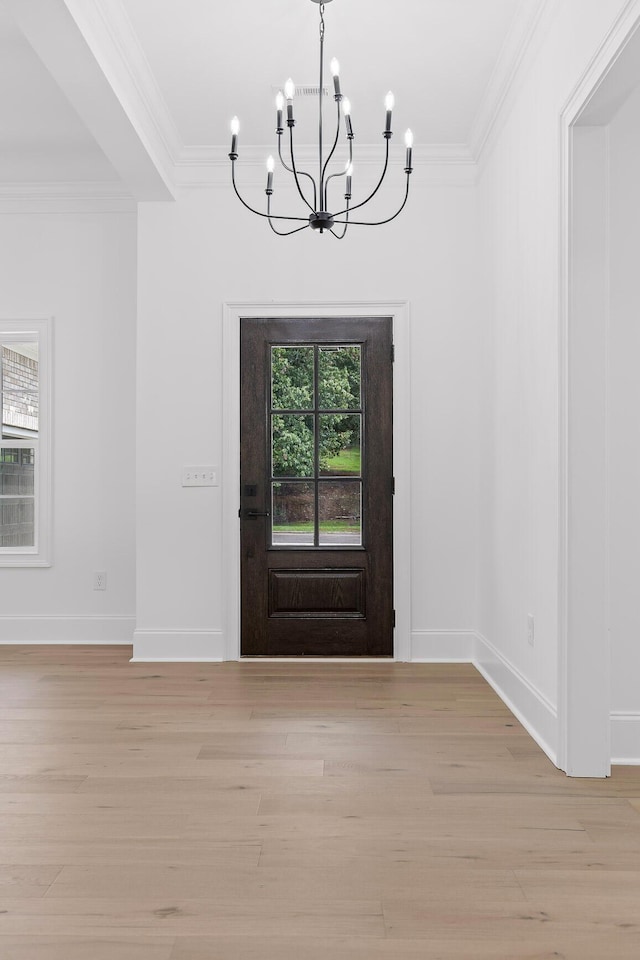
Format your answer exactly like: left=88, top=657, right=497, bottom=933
left=558, top=5, right=640, bottom=775
left=222, top=300, right=412, bottom=661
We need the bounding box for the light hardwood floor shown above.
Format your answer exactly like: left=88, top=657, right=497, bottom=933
left=0, top=646, right=639, bottom=959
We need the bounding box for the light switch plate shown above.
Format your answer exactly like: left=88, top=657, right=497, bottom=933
left=182, top=466, right=218, bottom=487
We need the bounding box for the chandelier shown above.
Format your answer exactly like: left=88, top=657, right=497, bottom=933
left=228, top=0, right=413, bottom=238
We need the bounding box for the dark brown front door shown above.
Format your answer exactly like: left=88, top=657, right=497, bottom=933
left=240, top=316, right=393, bottom=657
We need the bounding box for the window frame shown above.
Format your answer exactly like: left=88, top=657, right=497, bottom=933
left=0, top=319, right=52, bottom=567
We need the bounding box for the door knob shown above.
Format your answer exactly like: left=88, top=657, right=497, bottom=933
left=243, top=509, right=270, bottom=518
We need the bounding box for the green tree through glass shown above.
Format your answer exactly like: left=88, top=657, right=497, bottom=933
left=271, top=346, right=360, bottom=476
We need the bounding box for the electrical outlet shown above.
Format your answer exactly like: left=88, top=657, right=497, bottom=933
left=527, top=614, right=535, bottom=647
left=94, top=571, right=107, bottom=591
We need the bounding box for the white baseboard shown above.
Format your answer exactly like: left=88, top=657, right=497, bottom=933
left=410, top=630, right=476, bottom=661
left=611, top=713, right=640, bottom=765
left=131, top=629, right=224, bottom=661
left=473, top=631, right=558, bottom=766
left=0, top=616, right=134, bottom=644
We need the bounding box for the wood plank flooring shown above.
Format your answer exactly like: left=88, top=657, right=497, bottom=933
left=0, top=646, right=639, bottom=959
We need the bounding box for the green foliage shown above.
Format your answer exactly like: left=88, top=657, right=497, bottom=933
left=272, top=347, right=314, bottom=410
left=319, top=414, right=359, bottom=468
left=271, top=346, right=360, bottom=477
left=318, top=346, right=360, bottom=408
left=272, top=414, right=314, bottom=477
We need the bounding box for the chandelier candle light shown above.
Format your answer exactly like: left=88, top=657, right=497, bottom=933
left=228, top=0, right=414, bottom=238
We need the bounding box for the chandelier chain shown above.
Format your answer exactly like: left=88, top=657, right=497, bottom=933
left=319, top=4, right=324, bottom=197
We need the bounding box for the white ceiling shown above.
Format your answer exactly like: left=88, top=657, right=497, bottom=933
left=0, top=0, right=540, bottom=193
left=123, top=0, right=525, bottom=148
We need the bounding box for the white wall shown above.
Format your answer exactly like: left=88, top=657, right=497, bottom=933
left=0, top=209, right=137, bottom=642
left=134, top=172, right=482, bottom=659
left=608, top=83, right=640, bottom=759
left=476, top=0, right=634, bottom=763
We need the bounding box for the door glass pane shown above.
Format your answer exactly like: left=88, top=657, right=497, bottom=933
left=320, top=414, right=361, bottom=477
left=319, top=480, right=362, bottom=546
left=318, top=345, right=361, bottom=410
left=272, top=481, right=314, bottom=546
left=0, top=496, right=35, bottom=547
left=272, top=414, right=314, bottom=478
left=0, top=448, right=35, bottom=494
left=271, top=346, right=314, bottom=410
left=2, top=343, right=39, bottom=438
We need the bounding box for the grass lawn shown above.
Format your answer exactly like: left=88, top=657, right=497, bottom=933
left=274, top=520, right=360, bottom=534
left=322, top=445, right=361, bottom=475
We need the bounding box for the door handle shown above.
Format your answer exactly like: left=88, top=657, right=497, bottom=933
left=243, top=509, right=271, bottom=518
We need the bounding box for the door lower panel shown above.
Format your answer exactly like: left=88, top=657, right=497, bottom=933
left=268, top=568, right=366, bottom=618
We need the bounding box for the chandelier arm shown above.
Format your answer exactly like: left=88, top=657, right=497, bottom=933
left=277, top=136, right=317, bottom=209
left=324, top=156, right=353, bottom=216
left=324, top=154, right=350, bottom=210
left=331, top=176, right=410, bottom=226
left=232, top=164, right=310, bottom=222
left=267, top=196, right=312, bottom=235
left=324, top=136, right=354, bottom=210
left=321, top=100, right=342, bottom=202
left=332, top=137, right=390, bottom=219
left=330, top=201, right=350, bottom=239
left=288, top=127, right=317, bottom=213
left=268, top=219, right=312, bottom=237
left=322, top=100, right=340, bottom=189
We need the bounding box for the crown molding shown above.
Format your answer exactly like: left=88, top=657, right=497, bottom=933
left=469, top=0, right=553, bottom=162
left=0, top=181, right=132, bottom=199
left=0, top=181, right=136, bottom=213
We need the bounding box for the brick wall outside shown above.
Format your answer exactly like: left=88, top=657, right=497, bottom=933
left=2, top=346, right=39, bottom=433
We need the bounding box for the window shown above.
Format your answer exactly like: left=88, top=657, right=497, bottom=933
left=270, top=344, right=363, bottom=548
left=0, top=320, right=51, bottom=566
